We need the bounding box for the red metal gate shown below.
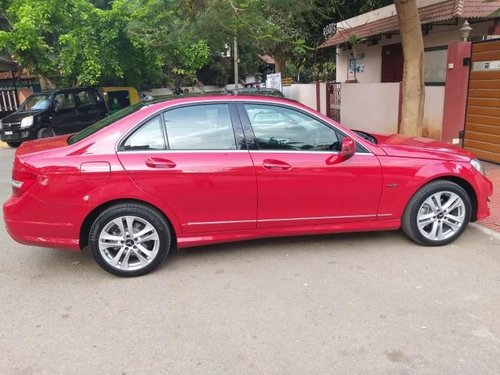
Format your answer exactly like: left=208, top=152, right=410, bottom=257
left=326, top=82, right=341, bottom=122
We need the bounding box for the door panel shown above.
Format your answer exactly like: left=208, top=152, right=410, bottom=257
left=381, top=43, right=403, bottom=83
left=74, top=89, right=99, bottom=129
left=51, top=92, right=80, bottom=134
left=250, top=151, right=383, bottom=228
left=118, top=151, right=257, bottom=233
left=118, top=104, right=257, bottom=234
left=238, top=102, right=383, bottom=228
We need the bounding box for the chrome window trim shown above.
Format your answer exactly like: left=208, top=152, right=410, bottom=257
left=117, top=149, right=250, bottom=154
left=113, top=97, right=377, bottom=154
left=249, top=150, right=373, bottom=155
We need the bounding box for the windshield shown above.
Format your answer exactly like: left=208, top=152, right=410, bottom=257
left=68, top=102, right=147, bottom=145
left=19, top=94, right=52, bottom=111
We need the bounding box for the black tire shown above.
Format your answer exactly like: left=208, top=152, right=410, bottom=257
left=37, top=127, right=55, bottom=139
left=89, top=203, right=172, bottom=277
left=402, top=180, right=471, bottom=246
left=6, top=142, right=21, bottom=148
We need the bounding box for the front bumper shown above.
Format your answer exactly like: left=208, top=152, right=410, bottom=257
left=474, top=171, right=493, bottom=222
left=0, top=129, right=35, bottom=142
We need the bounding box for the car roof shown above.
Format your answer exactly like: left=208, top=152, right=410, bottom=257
left=146, top=94, right=292, bottom=105
left=34, top=87, right=96, bottom=95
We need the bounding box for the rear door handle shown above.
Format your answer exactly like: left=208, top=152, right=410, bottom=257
left=145, top=157, right=176, bottom=169
left=263, top=159, right=292, bottom=171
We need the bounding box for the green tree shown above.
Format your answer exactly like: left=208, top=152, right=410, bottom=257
left=0, top=0, right=210, bottom=87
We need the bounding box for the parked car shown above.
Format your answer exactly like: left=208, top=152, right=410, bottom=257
left=225, top=87, right=285, bottom=97
left=0, top=87, right=107, bottom=147
left=3, top=96, right=492, bottom=277
left=101, top=86, right=140, bottom=115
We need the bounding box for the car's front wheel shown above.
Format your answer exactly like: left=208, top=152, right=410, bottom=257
left=37, top=127, right=55, bottom=139
left=6, top=142, right=21, bottom=148
left=89, top=203, right=172, bottom=277
left=402, top=180, right=471, bottom=246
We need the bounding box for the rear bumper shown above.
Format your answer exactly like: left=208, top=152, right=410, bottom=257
left=3, top=193, right=83, bottom=251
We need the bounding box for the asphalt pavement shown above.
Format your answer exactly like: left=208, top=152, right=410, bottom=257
left=1, top=146, right=500, bottom=375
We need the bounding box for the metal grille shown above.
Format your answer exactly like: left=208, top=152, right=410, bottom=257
left=327, top=82, right=341, bottom=122
left=0, top=89, right=18, bottom=112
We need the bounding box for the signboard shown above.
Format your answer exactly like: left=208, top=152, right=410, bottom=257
left=472, top=60, right=500, bottom=72
left=266, top=72, right=282, bottom=91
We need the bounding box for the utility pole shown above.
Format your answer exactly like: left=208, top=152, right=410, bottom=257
left=233, top=35, right=239, bottom=94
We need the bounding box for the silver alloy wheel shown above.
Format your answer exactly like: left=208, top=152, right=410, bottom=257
left=98, top=215, right=160, bottom=271
left=416, top=191, right=466, bottom=241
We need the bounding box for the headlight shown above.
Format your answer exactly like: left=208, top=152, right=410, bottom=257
left=20, top=116, right=34, bottom=128
left=470, top=158, right=485, bottom=175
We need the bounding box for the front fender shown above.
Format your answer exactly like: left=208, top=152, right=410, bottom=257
left=377, top=157, right=490, bottom=220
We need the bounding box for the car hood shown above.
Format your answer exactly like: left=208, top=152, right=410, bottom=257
left=372, top=133, right=474, bottom=161
left=2, top=109, right=45, bottom=123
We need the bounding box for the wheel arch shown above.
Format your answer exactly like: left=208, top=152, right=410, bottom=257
left=437, top=176, right=478, bottom=222
left=409, top=175, right=478, bottom=222
left=79, top=198, right=177, bottom=250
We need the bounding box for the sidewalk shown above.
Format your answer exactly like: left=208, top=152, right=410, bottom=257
left=479, top=162, right=500, bottom=233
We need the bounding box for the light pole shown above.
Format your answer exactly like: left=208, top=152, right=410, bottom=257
left=233, top=35, right=239, bottom=93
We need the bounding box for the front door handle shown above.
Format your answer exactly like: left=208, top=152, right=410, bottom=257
left=263, top=159, right=292, bottom=171
left=145, top=157, right=176, bottom=169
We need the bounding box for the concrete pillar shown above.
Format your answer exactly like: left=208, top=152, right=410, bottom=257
left=441, top=42, right=472, bottom=144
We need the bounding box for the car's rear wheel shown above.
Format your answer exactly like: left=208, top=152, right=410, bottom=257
left=6, top=142, right=21, bottom=148
left=402, top=180, right=471, bottom=246
left=37, top=127, right=55, bottom=139
left=89, top=203, right=171, bottom=277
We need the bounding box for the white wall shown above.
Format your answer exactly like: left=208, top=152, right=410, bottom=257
left=423, top=86, right=445, bottom=139
left=283, top=83, right=329, bottom=117
left=340, top=83, right=400, bottom=133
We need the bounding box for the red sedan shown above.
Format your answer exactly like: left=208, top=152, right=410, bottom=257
left=3, top=96, right=493, bottom=276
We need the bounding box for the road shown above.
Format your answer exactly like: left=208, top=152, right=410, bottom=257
left=1, top=146, right=499, bottom=375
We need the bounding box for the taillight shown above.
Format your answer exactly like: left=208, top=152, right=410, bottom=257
left=12, top=169, right=37, bottom=196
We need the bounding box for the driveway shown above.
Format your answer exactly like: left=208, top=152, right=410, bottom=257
left=1, top=146, right=499, bottom=374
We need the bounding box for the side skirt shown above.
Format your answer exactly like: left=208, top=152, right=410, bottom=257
left=176, top=219, right=401, bottom=248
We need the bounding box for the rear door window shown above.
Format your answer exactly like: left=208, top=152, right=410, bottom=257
left=53, top=92, right=76, bottom=110
left=163, top=104, right=236, bottom=150
left=122, top=116, right=166, bottom=151
left=74, top=90, right=97, bottom=108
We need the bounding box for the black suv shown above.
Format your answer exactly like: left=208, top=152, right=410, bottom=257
left=0, top=87, right=108, bottom=147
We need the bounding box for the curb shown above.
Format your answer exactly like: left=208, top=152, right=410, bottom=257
left=471, top=223, right=500, bottom=240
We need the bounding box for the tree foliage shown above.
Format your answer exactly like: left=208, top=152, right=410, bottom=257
left=0, top=0, right=394, bottom=87
left=0, top=0, right=210, bottom=86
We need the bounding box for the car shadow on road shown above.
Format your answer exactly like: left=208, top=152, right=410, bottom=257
left=163, top=230, right=410, bottom=267
left=21, top=230, right=411, bottom=278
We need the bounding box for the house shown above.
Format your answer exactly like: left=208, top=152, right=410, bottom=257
left=318, top=0, right=500, bottom=163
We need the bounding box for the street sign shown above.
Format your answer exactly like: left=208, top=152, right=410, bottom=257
left=266, top=73, right=282, bottom=91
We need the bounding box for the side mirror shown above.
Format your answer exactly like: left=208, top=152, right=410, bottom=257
left=340, top=137, right=356, bottom=159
